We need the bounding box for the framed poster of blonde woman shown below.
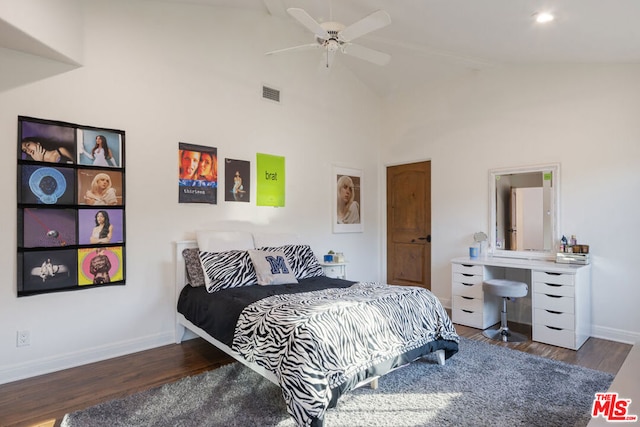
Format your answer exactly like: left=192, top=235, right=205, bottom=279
left=333, top=166, right=363, bottom=233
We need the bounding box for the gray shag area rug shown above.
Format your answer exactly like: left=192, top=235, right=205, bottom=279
left=61, top=337, right=612, bottom=427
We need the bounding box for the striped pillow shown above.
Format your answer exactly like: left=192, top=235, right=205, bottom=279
left=198, top=250, right=257, bottom=293
left=182, top=248, right=206, bottom=287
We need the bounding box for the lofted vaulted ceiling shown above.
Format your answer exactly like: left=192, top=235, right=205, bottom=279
left=3, top=0, right=640, bottom=98
left=157, top=0, right=640, bottom=98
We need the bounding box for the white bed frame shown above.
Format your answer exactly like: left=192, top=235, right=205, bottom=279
left=174, top=240, right=280, bottom=384
left=174, top=238, right=445, bottom=392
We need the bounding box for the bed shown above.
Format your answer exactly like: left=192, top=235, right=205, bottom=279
left=174, top=231, right=459, bottom=427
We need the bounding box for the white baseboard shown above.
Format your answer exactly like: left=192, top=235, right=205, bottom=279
left=590, top=325, right=640, bottom=346
left=0, top=331, right=174, bottom=385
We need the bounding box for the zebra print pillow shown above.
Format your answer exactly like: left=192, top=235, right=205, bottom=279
left=257, top=244, right=324, bottom=279
left=198, top=250, right=257, bottom=293
left=182, top=248, right=206, bottom=287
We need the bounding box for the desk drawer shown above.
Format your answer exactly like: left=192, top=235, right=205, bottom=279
left=452, top=272, right=483, bottom=286
left=533, top=324, right=576, bottom=349
left=452, top=280, right=484, bottom=298
left=453, top=295, right=483, bottom=311
left=452, top=263, right=483, bottom=275
left=532, top=271, right=574, bottom=286
left=533, top=292, right=575, bottom=314
left=452, top=307, right=484, bottom=328
left=532, top=281, right=574, bottom=297
left=534, top=308, right=575, bottom=330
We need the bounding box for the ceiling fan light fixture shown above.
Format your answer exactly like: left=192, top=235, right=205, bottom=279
left=326, top=39, right=341, bottom=52
left=533, top=12, right=554, bottom=24
left=271, top=7, right=391, bottom=68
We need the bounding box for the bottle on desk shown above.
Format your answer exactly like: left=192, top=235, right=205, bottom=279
left=560, top=235, right=568, bottom=252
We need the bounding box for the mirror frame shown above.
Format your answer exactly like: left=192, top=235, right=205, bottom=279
left=489, top=163, right=560, bottom=260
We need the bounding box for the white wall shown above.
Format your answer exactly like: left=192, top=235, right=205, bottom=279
left=0, top=1, right=383, bottom=384
left=382, top=65, right=640, bottom=344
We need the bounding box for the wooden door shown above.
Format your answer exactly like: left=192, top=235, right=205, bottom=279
left=386, top=161, right=431, bottom=290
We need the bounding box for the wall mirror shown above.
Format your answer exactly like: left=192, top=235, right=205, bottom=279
left=489, top=163, right=560, bottom=260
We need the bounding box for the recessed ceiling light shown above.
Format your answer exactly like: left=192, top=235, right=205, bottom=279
left=534, top=12, right=554, bottom=24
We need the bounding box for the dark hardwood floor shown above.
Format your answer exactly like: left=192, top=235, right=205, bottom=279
left=0, top=323, right=632, bottom=427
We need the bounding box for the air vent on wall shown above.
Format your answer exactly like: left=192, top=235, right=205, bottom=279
left=262, top=85, right=280, bottom=103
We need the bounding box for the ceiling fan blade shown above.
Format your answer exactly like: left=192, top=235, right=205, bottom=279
left=287, top=8, right=329, bottom=39
left=265, top=43, right=320, bottom=56
left=338, top=10, right=391, bottom=42
left=342, top=43, right=391, bottom=66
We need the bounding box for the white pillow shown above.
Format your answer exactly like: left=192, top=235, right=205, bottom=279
left=248, top=250, right=298, bottom=286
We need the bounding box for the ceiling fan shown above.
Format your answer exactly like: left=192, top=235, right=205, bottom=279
left=266, top=7, right=392, bottom=68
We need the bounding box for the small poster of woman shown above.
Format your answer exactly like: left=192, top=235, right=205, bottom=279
left=333, top=166, right=363, bottom=233
left=77, top=129, right=122, bottom=168
left=78, top=208, right=124, bottom=245
left=77, top=169, right=123, bottom=206
left=225, top=158, right=250, bottom=202
left=19, top=119, right=75, bottom=164
left=18, top=249, right=78, bottom=295
left=78, top=246, right=124, bottom=285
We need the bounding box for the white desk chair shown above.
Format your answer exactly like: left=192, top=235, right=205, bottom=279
left=482, top=279, right=528, bottom=342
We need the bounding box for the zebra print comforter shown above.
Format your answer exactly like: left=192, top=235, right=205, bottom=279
left=232, top=281, right=459, bottom=427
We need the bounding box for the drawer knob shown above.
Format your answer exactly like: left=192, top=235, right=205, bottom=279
left=545, top=310, right=562, bottom=315
left=545, top=294, right=562, bottom=298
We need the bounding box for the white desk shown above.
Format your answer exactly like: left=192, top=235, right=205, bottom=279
left=451, top=256, right=591, bottom=350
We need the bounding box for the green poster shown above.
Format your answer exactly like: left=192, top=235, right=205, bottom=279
left=256, top=153, right=285, bottom=207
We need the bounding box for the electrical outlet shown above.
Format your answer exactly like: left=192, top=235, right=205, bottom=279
left=17, top=330, right=30, bottom=347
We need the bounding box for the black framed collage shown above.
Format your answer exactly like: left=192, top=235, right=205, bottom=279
left=17, top=116, right=126, bottom=296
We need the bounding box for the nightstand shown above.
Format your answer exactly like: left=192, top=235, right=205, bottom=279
left=320, top=262, right=347, bottom=279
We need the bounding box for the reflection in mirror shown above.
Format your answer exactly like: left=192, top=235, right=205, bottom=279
left=489, top=163, right=559, bottom=260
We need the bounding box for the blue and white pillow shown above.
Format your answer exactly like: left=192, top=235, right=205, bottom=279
left=248, top=250, right=298, bottom=285
left=198, top=250, right=257, bottom=293
left=257, top=244, right=324, bottom=279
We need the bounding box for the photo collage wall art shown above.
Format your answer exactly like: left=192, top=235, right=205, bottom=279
left=17, top=116, right=126, bottom=296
